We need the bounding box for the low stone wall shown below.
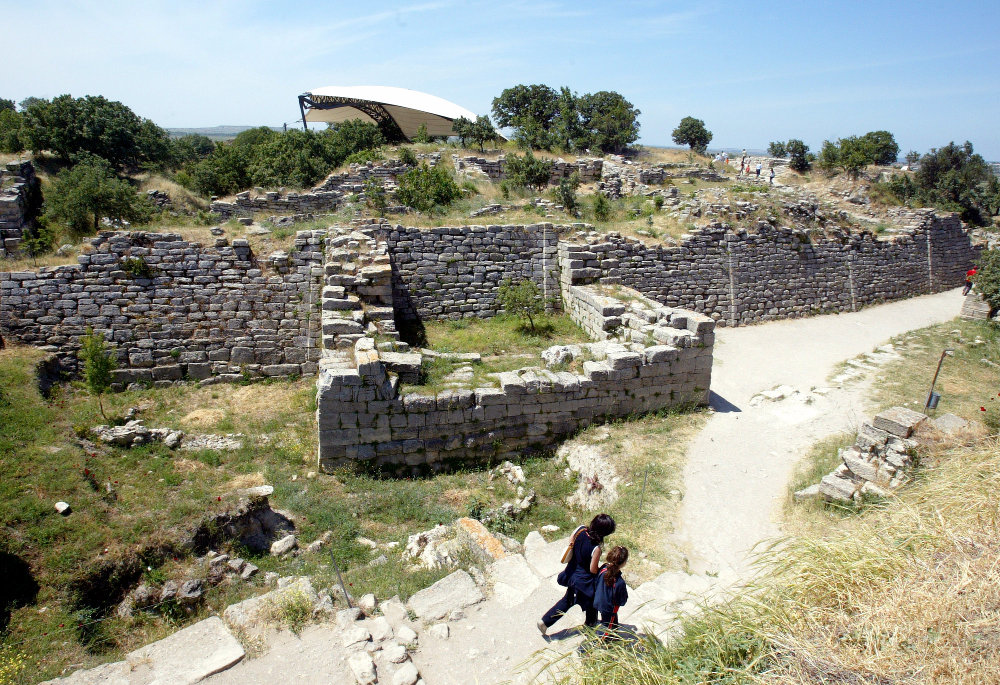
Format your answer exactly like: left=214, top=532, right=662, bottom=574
left=316, top=287, right=714, bottom=472
left=384, top=223, right=561, bottom=321
left=560, top=209, right=977, bottom=326
left=453, top=155, right=603, bottom=184
left=0, top=231, right=325, bottom=386
left=0, top=161, right=42, bottom=256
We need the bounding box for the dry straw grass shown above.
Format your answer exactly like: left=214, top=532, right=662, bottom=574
left=568, top=436, right=1000, bottom=684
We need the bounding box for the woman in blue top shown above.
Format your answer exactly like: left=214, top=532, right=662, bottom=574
left=537, top=513, right=616, bottom=635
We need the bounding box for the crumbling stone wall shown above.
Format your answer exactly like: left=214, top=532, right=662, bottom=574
left=0, top=231, right=325, bottom=386
left=385, top=223, right=561, bottom=322
left=561, top=210, right=976, bottom=326
left=0, top=161, right=42, bottom=256
left=316, top=287, right=714, bottom=472
left=453, top=155, right=603, bottom=184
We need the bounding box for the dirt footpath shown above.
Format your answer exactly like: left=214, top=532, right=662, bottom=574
left=671, top=288, right=964, bottom=575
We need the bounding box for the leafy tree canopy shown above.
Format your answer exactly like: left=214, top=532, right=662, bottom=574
left=20, top=94, right=172, bottom=171
left=768, top=141, right=787, bottom=157
left=503, top=151, right=553, bottom=191
left=785, top=139, right=811, bottom=172
left=497, top=278, right=544, bottom=331
left=975, top=248, right=1000, bottom=311
left=671, top=116, right=712, bottom=153
left=492, top=84, right=639, bottom=153
left=818, top=130, right=900, bottom=177
left=44, top=154, right=153, bottom=234
left=395, top=162, right=461, bottom=212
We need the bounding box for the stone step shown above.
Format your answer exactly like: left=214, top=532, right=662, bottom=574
left=365, top=306, right=395, bottom=321
left=322, top=294, right=361, bottom=311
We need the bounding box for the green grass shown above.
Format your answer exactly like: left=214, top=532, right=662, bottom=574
left=420, top=313, right=589, bottom=356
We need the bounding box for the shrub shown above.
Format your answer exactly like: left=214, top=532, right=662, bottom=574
left=452, top=116, right=473, bottom=147
left=554, top=172, right=580, bottom=212
left=120, top=256, right=155, bottom=279
left=975, top=248, right=1000, bottom=310
left=398, top=146, right=418, bottom=166
left=497, top=278, right=544, bottom=331
left=20, top=218, right=55, bottom=261
left=395, top=162, right=461, bottom=212
left=413, top=123, right=431, bottom=144
left=504, top=151, right=553, bottom=190
left=363, top=177, right=388, bottom=216
left=671, top=116, right=712, bottom=153
left=592, top=192, right=612, bottom=221
left=786, top=139, right=811, bottom=172
left=45, top=155, right=153, bottom=234
left=0, top=108, right=24, bottom=153
left=79, top=327, right=116, bottom=420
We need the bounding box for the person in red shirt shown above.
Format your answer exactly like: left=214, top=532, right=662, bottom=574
left=964, top=267, right=977, bottom=296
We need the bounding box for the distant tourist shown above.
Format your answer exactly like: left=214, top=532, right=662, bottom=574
left=755, top=162, right=762, bottom=178
left=964, top=267, right=978, bottom=296
left=769, top=166, right=775, bottom=185
left=538, top=514, right=616, bottom=636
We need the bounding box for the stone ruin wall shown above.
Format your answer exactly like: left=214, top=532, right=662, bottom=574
left=209, top=155, right=440, bottom=219
left=383, top=223, right=560, bottom=322
left=561, top=209, right=978, bottom=326
left=316, top=285, right=714, bottom=472
left=0, top=231, right=325, bottom=386
left=453, top=155, right=603, bottom=184
left=0, top=161, right=42, bottom=256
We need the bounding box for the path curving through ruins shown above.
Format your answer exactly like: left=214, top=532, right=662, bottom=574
left=671, top=287, right=965, bottom=576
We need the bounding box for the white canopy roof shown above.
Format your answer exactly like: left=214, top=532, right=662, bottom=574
left=301, top=86, right=478, bottom=139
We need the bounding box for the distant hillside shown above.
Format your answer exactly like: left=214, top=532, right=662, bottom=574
left=167, top=125, right=283, bottom=140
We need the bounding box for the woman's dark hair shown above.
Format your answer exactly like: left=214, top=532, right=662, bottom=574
left=604, top=546, right=629, bottom=586
left=588, top=513, right=616, bottom=543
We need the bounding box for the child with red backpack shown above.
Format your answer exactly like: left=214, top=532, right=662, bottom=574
left=593, top=546, right=629, bottom=640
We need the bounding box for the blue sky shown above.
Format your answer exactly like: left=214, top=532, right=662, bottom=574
left=6, top=0, right=999, bottom=158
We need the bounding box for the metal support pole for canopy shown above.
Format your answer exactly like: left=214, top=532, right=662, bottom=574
left=298, top=95, right=308, bottom=131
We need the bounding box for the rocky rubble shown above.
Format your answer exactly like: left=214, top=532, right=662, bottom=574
left=797, top=407, right=971, bottom=503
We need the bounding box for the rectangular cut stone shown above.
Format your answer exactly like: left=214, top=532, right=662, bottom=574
left=873, top=406, right=927, bottom=438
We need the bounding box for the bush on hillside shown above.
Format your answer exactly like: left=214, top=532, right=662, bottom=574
left=20, top=95, right=172, bottom=171
left=974, top=248, right=1000, bottom=310
left=181, top=121, right=385, bottom=196
left=786, top=139, right=811, bottom=172
left=395, top=162, right=461, bottom=212
left=45, top=155, right=153, bottom=234
left=554, top=172, right=580, bottom=212
left=0, top=108, right=24, bottom=153
left=871, top=141, right=1000, bottom=225
left=818, top=130, right=900, bottom=178
left=768, top=141, right=787, bottom=157
left=503, top=151, right=553, bottom=192
left=497, top=279, right=544, bottom=332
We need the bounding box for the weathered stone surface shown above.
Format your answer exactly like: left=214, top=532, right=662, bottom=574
left=487, top=554, right=540, bottom=608
left=819, top=473, right=857, bottom=502
left=873, top=406, right=927, bottom=438
left=407, top=569, right=484, bottom=620
left=392, top=661, right=420, bottom=685
left=121, top=616, right=243, bottom=684
left=270, top=534, right=297, bottom=556
left=455, top=517, right=507, bottom=564
left=223, top=577, right=317, bottom=632
left=347, top=652, right=377, bottom=685
left=932, top=413, right=970, bottom=435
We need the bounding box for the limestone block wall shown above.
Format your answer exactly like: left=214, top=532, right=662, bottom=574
left=0, top=161, right=42, bottom=256
left=560, top=210, right=977, bottom=326
left=316, top=297, right=714, bottom=472
left=0, top=230, right=326, bottom=386
left=384, top=223, right=561, bottom=321
left=452, top=156, right=603, bottom=184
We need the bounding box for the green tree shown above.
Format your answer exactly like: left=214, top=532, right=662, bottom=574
left=785, top=139, right=810, bottom=172
left=905, top=150, right=921, bottom=167
left=0, top=98, right=14, bottom=112
left=768, top=141, right=787, bottom=157
left=492, top=84, right=560, bottom=150
left=452, top=116, right=474, bottom=147
left=859, top=130, right=900, bottom=165
left=45, top=155, right=153, bottom=234
left=914, top=141, right=999, bottom=225
left=497, top=278, right=544, bottom=332
left=554, top=172, right=580, bottom=213
left=470, top=115, right=498, bottom=153
left=671, top=116, right=712, bottom=153
left=363, top=177, right=388, bottom=216
left=0, top=109, right=23, bottom=153
left=577, top=90, right=640, bottom=154
left=591, top=192, right=612, bottom=221
left=20, top=218, right=55, bottom=262
left=171, top=134, right=215, bottom=165
left=396, top=162, right=461, bottom=211
left=836, top=136, right=870, bottom=178
left=79, top=327, right=117, bottom=420
left=503, top=151, right=553, bottom=191
left=818, top=140, right=840, bottom=171
left=20, top=95, right=172, bottom=171
left=975, top=248, right=1000, bottom=311
left=398, top=146, right=418, bottom=166
left=413, top=123, right=431, bottom=144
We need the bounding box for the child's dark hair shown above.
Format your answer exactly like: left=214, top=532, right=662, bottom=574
left=604, top=546, right=629, bottom=586
left=588, top=513, right=616, bottom=543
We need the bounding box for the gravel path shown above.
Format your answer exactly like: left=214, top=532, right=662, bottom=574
left=671, top=287, right=963, bottom=575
